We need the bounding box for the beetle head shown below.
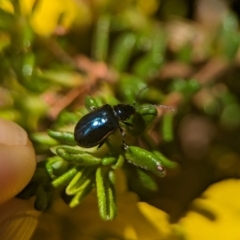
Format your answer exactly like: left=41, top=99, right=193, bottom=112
left=113, top=104, right=136, bottom=121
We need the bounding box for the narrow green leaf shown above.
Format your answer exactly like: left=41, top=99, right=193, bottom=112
left=84, top=96, right=100, bottom=111
left=125, top=146, right=166, bottom=177
left=153, top=151, right=178, bottom=169
left=66, top=168, right=94, bottom=195
left=112, top=155, right=125, bottom=169
left=48, top=130, right=77, bottom=146
left=102, top=156, right=117, bottom=166
left=162, top=112, right=174, bottom=142
left=69, top=180, right=93, bottom=208
left=111, top=33, right=137, bottom=71
left=34, top=185, right=50, bottom=211
left=56, top=147, right=102, bottom=165
left=45, top=156, right=65, bottom=179
left=106, top=170, right=117, bottom=220
left=92, top=14, right=111, bottom=61
left=51, top=167, right=78, bottom=188
left=96, top=167, right=107, bottom=220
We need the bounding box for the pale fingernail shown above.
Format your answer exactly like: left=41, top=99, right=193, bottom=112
left=0, top=118, right=28, bottom=146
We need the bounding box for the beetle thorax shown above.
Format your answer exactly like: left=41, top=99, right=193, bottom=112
left=113, top=104, right=136, bottom=121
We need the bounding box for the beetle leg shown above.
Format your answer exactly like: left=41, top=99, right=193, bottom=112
left=119, top=127, right=128, bottom=150
left=97, top=140, right=105, bottom=149
left=122, top=121, right=133, bottom=127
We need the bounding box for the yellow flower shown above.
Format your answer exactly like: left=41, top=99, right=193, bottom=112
left=0, top=167, right=175, bottom=240
left=31, top=170, right=174, bottom=240
left=179, top=179, right=240, bottom=240
left=0, top=0, right=14, bottom=13
left=0, top=0, right=92, bottom=35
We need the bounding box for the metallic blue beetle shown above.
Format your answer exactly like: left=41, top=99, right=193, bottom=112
left=74, top=103, right=135, bottom=149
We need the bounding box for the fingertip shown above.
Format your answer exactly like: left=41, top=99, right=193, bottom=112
left=0, top=119, right=36, bottom=204
left=0, top=118, right=28, bottom=146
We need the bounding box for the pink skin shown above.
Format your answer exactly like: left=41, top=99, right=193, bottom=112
left=0, top=119, right=36, bottom=204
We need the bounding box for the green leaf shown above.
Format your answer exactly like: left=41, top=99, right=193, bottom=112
left=92, top=14, right=111, bottom=61
left=162, top=112, right=174, bottom=142
left=66, top=168, right=94, bottom=195
left=48, top=130, right=77, bottom=146
left=34, top=185, right=51, bottom=211
left=56, top=147, right=102, bottom=165
left=69, top=181, right=93, bottom=208
left=125, top=146, right=166, bottom=177
left=51, top=167, right=78, bottom=188
left=96, top=167, right=108, bottom=219
left=102, top=156, right=117, bottom=166
left=111, top=33, right=137, bottom=71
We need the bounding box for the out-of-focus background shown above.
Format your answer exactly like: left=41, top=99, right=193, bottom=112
left=1, top=0, right=240, bottom=239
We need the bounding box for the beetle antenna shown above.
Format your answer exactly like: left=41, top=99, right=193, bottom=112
left=136, top=104, right=175, bottom=111
left=133, top=86, right=148, bottom=106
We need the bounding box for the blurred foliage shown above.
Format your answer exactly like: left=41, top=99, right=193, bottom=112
left=1, top=0, right=240, bottom=239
